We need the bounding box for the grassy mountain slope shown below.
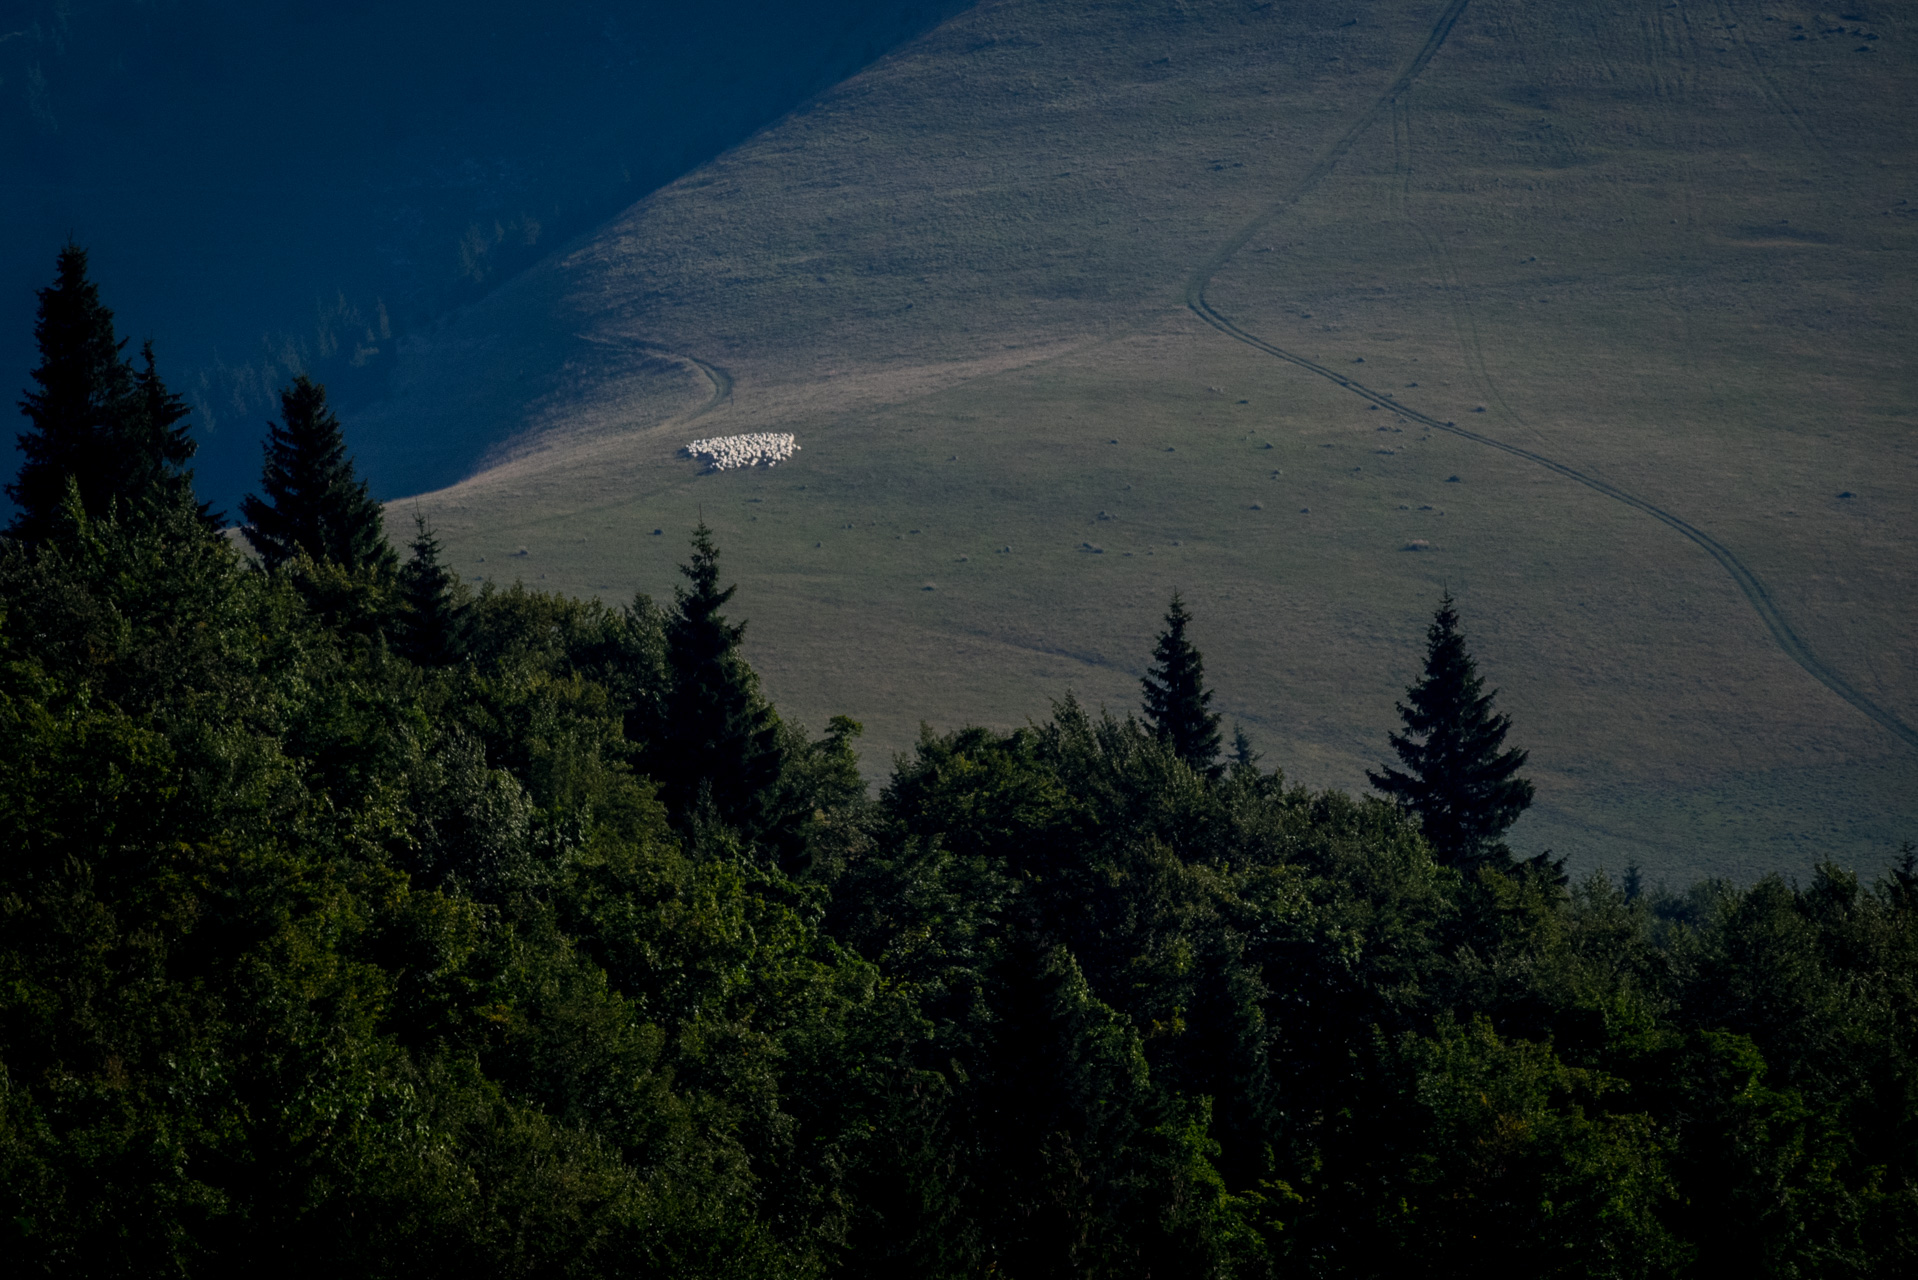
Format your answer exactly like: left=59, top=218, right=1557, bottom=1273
left=371, top=0, right=1917, bottom=883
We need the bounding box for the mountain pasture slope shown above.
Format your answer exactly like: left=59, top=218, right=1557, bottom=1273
left=375, top=0, right=1918, bottom=883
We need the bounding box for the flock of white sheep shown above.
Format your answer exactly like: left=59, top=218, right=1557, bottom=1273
left=686, top=432, right=800, bottom=471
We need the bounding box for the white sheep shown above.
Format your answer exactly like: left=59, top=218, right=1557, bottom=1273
left=685, top=433, right=801, bottom=472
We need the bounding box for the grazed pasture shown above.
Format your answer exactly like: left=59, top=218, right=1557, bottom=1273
left=367, top=0, right=1918, bottom=883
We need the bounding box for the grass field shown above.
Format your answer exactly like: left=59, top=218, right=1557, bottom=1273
left=360, top=0, right=1918, bottom=884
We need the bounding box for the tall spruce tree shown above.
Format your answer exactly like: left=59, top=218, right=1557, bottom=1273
left=240, top=376, right=396, bottom=576
left=656, top=522, right=782, bottom=827
left=124, top=341, right=215, bottom=527
left=1141, top=591, right=1223, bottom=779
left=1368, top=592, right=1534, bottom=865
left=1230, top=724, right=1261, bottom=772
left=10, top=243, right=135, bottom=544
left=396, top=513, right=465, bottom=665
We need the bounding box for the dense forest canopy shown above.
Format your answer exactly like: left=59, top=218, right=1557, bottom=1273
left=2, top=253, right=1915, bottom=1276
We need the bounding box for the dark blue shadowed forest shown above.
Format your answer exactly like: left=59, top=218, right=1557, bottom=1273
left=0, top=0, right=968, bottom=514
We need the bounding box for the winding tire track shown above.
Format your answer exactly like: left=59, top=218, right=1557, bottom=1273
left=1185, top=0, right=1917, bottom=751
left=628, top=343, right=733, bottom=421
left=575, top=336, right=735, bottom=425
left=679, top=352, right=734, bottom=421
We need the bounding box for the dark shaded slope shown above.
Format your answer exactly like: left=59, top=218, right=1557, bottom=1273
left=0, top=0, right=970, bottom=511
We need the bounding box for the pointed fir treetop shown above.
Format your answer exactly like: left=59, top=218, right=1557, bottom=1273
left=239, top=375, right=396, bottom=577
left=1230, top=723, right=1261, bottom=772
left=10, top=245, right=210, bottom=544
left=670, top=519, right=745, bottom=663
left=1367, top=592, right=1534, bottom=866
left=396, top=512, right=465, bottom=666
left=128, top=340, right=196, bottom=475
left=10, top=242, right=135, bottom=544
left=1141, top=590, right=1223, bottom=780
left=123, top=340, right=218, bottom=528
left=656, top=522, right=782, bottom=830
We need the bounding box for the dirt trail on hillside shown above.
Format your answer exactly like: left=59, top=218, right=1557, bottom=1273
left=1184, top=0, right=1918, bottom=753
left=635, top=344, right=734, bottom=421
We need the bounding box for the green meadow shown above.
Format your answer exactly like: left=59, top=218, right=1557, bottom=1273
left=368, top=0, right=1917, bottom=884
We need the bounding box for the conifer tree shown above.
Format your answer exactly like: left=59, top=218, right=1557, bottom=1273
left=656, top=522, right=782, bottom=826
left=10, top=243, right=134, bottom=544
left=240, top=376, right=396, bottom=576
left=1368, top=592, right=1534, bottom=866
left=123, top=341, right=216, bottom=527
left=396, top=513, right=465, bottom=665
left=1230, top=724, right=1261, bottom=772
left=1141, top=591, right=1223, bottom=779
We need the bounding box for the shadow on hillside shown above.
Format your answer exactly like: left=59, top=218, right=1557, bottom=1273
left=1, top=0, right=973, bottom=511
